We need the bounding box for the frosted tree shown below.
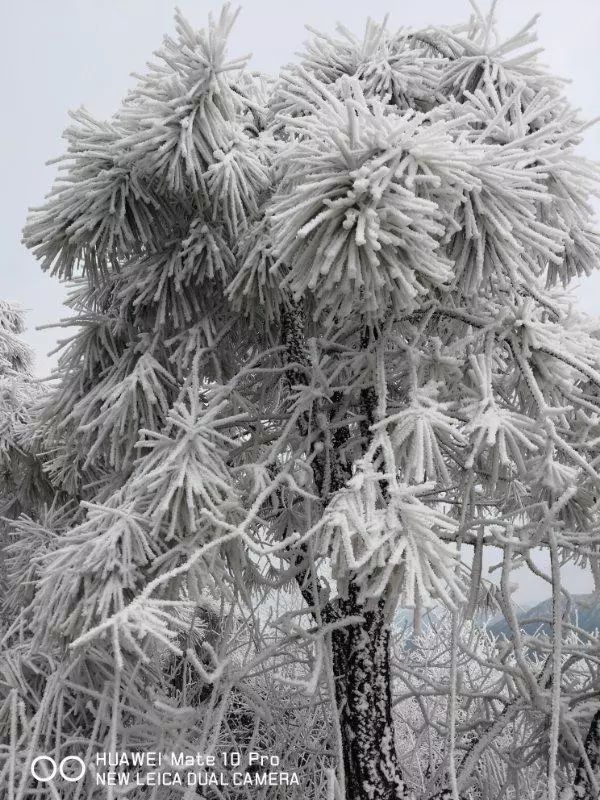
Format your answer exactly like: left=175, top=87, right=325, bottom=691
left=7, top=4, right=600, bottom=799
left=0, top=301, right=34, bottom=512
left=0, top=301, right=49, bottom=612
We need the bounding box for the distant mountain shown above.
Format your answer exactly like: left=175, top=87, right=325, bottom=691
left=488, top=594, right=600, bottom=639
left=392, top=595, right=600, bottom=644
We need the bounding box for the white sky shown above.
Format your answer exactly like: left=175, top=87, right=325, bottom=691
left=1, top=0, right=599, bottom=605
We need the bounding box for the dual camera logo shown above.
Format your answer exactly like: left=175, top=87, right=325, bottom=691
left=30, top=756, right=86, bottom=783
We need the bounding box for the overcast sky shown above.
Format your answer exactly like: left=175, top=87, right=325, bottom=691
left=1, top=0, right=599, bottom=605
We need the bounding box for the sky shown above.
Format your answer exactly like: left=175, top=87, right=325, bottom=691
left=1, top=0, right=599, bottom=605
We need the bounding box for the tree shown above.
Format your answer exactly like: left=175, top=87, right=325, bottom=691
left=8, top=4, right=600, bottom=799
left=0, top=301, right=34, bottom=513
left=0, top=301, right=48, bottom=608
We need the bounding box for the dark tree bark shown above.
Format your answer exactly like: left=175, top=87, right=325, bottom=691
left=573, top=709, right=600, bottom=799
left=331, top=590, right=410, bottom=800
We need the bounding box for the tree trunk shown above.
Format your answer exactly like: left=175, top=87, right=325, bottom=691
left=281, top=303, right=409, bottom=798
left=572, top=709, right=600, bottom=799
left=331, top=590, right=409, bottom=800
